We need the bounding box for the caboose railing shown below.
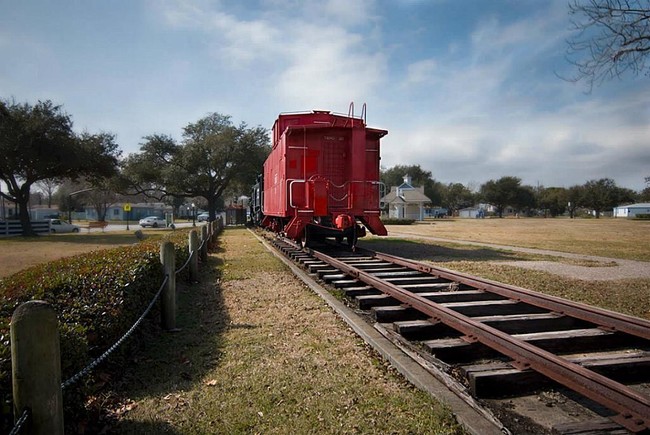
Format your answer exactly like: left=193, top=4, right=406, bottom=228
left=287, top=179, right=383, bottom=211
left=288, top=179, right=306, bottom=209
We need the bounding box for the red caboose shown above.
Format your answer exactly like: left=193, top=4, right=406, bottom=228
left=260, top=106, right=388, bottom=246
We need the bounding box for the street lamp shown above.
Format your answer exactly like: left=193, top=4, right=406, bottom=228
left=191, top=203, right=196, bottom=226
left=67, top=187, right=96, bottom=223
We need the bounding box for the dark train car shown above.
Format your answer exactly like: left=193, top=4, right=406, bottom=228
left=248, top=174, right=263, bottom=227
left=257, top=106, right=388, bottom=246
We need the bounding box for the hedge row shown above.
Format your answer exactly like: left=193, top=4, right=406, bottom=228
left=0, top=229, right=192, bottom=433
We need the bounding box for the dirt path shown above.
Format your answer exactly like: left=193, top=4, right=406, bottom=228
left=385, top=231, right=650, bottom=281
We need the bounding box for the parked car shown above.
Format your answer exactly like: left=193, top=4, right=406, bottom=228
left=139, top=216, right=164, bottom=228
left=197, top=212, right=209, bottom=222
left=49, top=219, right=80, bottom=233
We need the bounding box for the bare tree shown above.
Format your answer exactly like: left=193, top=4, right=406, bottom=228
left=35, top=178, right=60, bottom=207
left=566, top=0, right=650, bottom=89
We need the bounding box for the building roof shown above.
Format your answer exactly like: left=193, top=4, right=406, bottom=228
left=381, top=186, right=431, bottom=204
left=615, top=203, right=650, bottom=208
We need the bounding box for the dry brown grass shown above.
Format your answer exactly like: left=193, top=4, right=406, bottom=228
left=366, top=218, right=650, bottom=317
left=0, top=232, right=164, bottom=278
left=385, top=218, right=650, bottom=261
left=108, top=228, right=463, bottom=434
left=439, top=261, right=650, bottom=321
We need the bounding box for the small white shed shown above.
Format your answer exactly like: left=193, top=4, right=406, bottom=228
left=613, top=203, right=650, bottom=218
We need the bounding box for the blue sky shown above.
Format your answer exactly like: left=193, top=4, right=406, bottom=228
left=2, top=0, right=649, bottom=191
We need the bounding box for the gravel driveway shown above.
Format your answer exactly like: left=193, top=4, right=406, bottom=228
left=386, top=231, right=650, bottom=281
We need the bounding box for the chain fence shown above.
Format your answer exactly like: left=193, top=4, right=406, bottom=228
left=9, top=224, right=216, bottom=434
left=8, top=408, right=30, bottom=435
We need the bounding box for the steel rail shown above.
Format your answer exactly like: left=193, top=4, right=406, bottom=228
left=309, top=248, right=650, bottom=433
left=359, top=247, right=650, bottom=341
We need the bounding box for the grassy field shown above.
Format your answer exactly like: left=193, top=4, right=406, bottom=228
left=383, top=217, right=650, bottom=261
left=0, top=231, right=165, bottom=278
left=359, top=218, right=650, bottom=321
left=2, top=218, right=647, bottom=279
left=2, top=220, right=648, bottom=432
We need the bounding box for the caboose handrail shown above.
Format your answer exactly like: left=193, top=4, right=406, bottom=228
left=287, top=179, right=306, bottom=209
left=289, top=179, right=381, bottom=209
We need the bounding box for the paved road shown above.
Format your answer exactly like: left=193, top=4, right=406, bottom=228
left=80, top=221, right=206, bottom=233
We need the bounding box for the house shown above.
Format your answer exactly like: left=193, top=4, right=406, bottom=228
left=458, top=207, right=484, bottom=219
left=380, top=175, right=431, bottom=221
left=613, top=203, right=650, bottom=218
left=85, top=202, right=174, bottom=221
left=29, top=206, right=60, bottom=220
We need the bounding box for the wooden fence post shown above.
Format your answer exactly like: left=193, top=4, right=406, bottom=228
left=159, top=241, right=176, bottom=330
left=11, top=301, right=64, bottom=435
left=211, top=221, right=218, bottom=242
left=189, top=230, right=199, bottom=281
left=200, top=225, right=208, bottom=263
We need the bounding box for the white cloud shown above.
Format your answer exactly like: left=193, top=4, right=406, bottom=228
left=375, top=3, right=648, bottom=190
left=273, top=25, right=386, bottom=109
left=155, top=0, right=281, bottom=67
left=405, top=59, right=437, bottom=85
left=382, top=85, right=650, bottom=189
left=318, top=0, right=377, bottom=26
left=152, top=0, right=387, bottom=110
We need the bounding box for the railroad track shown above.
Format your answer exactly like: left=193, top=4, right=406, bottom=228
left=264, top=233, right=650, bottom=434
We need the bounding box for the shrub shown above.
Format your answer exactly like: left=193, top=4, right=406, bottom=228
left=0, top=229, right=193, bottom=433
left=633, top=214, right=650, bottom=220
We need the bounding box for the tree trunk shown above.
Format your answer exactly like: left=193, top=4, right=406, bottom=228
left=18, top=194, right=36, bottom=236
left=208, top=195, right=217, bottom=221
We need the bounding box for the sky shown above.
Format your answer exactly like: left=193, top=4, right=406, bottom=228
left=1, top=0, right=649, bottom=192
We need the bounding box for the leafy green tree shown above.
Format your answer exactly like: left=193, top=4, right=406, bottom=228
left=539, top=187, right=569, bottom=217
left=123, top=113, right=270, bottom=220
left=53, top=179, right=83, bottom=217
left=516, top=185, right=537, bottom=216
left=0, top=99, right=120, bottom=235
left=442, top=183, right=475, bottom=215
left=640, top=177, right=650, bottom=202
left=581, top=178, right=622, bottom=218
left=479, top=176, right=530, bottom=218
left=640, top=187, right=650, bottom=202
left=566, top=185, right=584, bottom=218
left=617, top=187, right=638, bottom=203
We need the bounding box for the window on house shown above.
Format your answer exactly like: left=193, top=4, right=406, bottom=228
left=114, top=209, right=119, bottom=216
